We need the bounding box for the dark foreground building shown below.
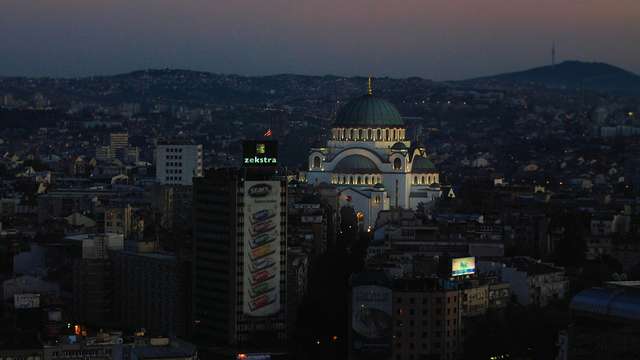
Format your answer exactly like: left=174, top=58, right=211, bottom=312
left=567, top=281, right=640, bottom=360
left=193, top=144, right=287, bottom=350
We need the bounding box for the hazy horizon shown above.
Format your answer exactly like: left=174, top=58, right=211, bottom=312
left=1, top=0, right=639, bottom=81
left=0, top=59, right=636, bottom=82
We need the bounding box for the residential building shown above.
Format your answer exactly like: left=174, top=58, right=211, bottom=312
left=155, top=141, right=203, bottom=186
left=111, top=246, right=190, bottom=337
left=392, top=279, right=463, bottom=360
left=287, top=191, right=333, bottom=256
left=104, top=205, right=134, bottom=241
left=480, top=257, right=568, bottom=307
left=67, top=234, right=124, bottom=326
left=110, top=133, right=129, bottom=152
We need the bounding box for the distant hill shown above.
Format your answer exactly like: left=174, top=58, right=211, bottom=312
left=466, top=61, right=640, bottom=95
left=0, top=69, right=437, bottom=106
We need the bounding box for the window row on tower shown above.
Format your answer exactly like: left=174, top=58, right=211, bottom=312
left=331, top=174, right=383, bottom=186
left=413, top=174, right=439, bottom=185
left=331, top=127, right=406, bottom=142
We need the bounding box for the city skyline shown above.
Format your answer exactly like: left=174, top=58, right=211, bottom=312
left=1, top=2, right=640, bottom=359
left=1, top=0, right=639, bottom=80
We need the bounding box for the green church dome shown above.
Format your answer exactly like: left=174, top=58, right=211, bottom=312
left=334, top=95, right=404, bottom=128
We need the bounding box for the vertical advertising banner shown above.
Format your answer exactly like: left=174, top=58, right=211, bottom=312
left=352, top=286, right=392, bottom=356
left=243, top=181, right=281, bottom=316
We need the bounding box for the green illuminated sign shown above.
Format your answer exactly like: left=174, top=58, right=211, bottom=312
left=243, top=141, right=278, bottom=167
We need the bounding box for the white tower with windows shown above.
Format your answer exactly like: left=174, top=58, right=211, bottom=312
left=156, top=140, right=203, bottom=186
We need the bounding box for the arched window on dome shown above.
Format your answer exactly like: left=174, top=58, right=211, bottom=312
left=393, top=129, right=397, bottom=141
left=377, top=129, right=381, bottom=140
left=348, top=129, right=352, bottom=140
left=422, top=176, right=426, bottom=184
left=385, top=129, right=389, bottom=141
left=364, top=176, right=369, bottom=184
left=358, top=129, right=363, bottom=140
left=313, top=156, right=321, bottom=169
left=357, top=176, right=362, bottom=185
left=393, top=158, right=402, bottom=170
left=349, top=176, right=354, bottom=184
left=367, top=129, right=372, bottom=140
left=414, top=176, right=418, bottom=184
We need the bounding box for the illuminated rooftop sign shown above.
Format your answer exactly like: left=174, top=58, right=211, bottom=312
left=451, top=257, right=476, bottom=277
left=243, top=141, right=278, bottom=167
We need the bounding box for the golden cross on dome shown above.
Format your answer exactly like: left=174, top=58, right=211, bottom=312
left=367, top=75, right=373, bottom=95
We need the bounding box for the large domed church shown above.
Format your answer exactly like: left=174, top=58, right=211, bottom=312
left=306, top=80, right=441, bottom=228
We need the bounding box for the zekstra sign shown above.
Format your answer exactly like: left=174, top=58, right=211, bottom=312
left=243, top=140, right=278, bottom=167
left=244, top=156, right=277, bottom=165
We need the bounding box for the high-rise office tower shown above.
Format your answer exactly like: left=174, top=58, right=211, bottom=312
left=193, top=140, right=286, bottom=348
left=156, top=140, right=204, bottom=186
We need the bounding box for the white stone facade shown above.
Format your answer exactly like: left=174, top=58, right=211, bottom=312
left=306, top=119, right=441, bottom=228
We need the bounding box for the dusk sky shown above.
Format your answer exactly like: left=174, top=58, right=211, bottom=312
left=1, top=0, right=639, bottom=80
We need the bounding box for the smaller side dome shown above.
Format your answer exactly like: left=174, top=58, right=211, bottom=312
left=335, top=155, right=380, bottom=173
left=391, top=142, right=407, bottom=150
left=412, top=156, right=436, bottom=172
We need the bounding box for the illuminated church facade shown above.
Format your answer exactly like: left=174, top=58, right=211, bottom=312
left=306, top=82, right=441, bottom=228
